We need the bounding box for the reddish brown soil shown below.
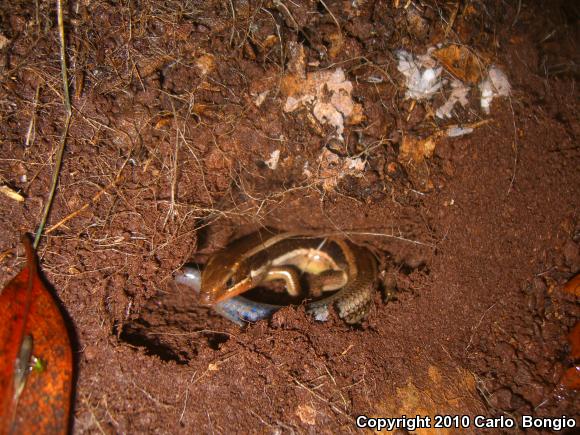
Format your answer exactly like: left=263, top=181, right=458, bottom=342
left=0, top=0, right=578, bottom=433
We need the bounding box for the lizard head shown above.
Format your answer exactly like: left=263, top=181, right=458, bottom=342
left=198, top=228, right=284, bottom=304
left=199, top=254, right=254, bottom=304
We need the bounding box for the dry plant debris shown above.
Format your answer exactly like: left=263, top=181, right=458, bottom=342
left=398, top=135, right=436, bottom=191
left=295, top=403, right=317, bottom=425
left=315, top=148, right=366, bottom=191
left=569, top=322, right=580, bottom=361
left=436, top=80, right=470, bottom=119
left=0, top=185, right=24, bottom=202
left=264, top=149, right=281, bottom=170
left=432, top=44, right=485, bottom=85
left=396, top=46, right=510, bottom=119
left=282, top=67, right=363, bottom=139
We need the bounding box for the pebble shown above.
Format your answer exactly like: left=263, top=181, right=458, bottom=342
left=84, top=345, right=97, bottom=361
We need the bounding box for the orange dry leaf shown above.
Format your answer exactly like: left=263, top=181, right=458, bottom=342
left=432, top=44, right=485, bottom=85
left=568, top=322, right=580, bottom=360
left=559, top=366, right=580, bottom=390
left=154, top=115, right=173, bottom=129
left=399, top=135, right=436, bottom=164
left=563, top=273, right=580, bottom=297
left=397, top=135, right=437, bottom=192
left=556, top=321, right=580, bottom=391
left=0, top=236, right=73, bottom=435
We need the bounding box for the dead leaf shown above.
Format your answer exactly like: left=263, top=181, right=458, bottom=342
left=556, top=320, right=580, bottom=391
left=154, top=116, right=173, bottom=129
left=0, top=249, right=13, bottom=263
left=397, top=135, right=437, bottom=192
left=287, top=42, right=306, bottom=77
left=432, top=44, right=485, bottom=84
left=406, top=7, right=429, bottom=39
left=0, top=235, right=73, bottom=434
left=399, top=135, right=436, bottom=164
left=568, top=322, right=580, bottom=360
left=141, top=56, right=172, bottom=79
left=243, top=41, right=256, bottom=60
left=254, top=90, right=269, bottom=107
left=346, top=103, right=365, bottom=126
left=295, top=404, right=316, bottom=425
left=559, top=366, right=580, bottom=390
left=563, top=273, right=580, bottom=297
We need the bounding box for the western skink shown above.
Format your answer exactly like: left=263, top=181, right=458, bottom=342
left=175, top=228, right=378, bottom=325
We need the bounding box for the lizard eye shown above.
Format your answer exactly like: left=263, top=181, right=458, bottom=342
left=226, top=277, right=235, bottom=288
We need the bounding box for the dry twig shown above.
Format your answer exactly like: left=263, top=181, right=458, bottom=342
left=33, top=0, right=72, bottom=248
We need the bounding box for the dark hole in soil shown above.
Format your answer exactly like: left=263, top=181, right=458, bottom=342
left=119, top=324, right=189, bottom=364
left=206, top=333, right=230, bottom=350
left=398, top=262, right=428, bottom=276
left=116, top=281, right=234, bottom=363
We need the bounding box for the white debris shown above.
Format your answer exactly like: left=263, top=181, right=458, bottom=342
left=264, top=149, right=280, bottom=170
left=396, top=49, right=443, bottom=100
left=284, top=96, right=302, bottom=113
left=346, top=156, right=366, bottom=172
left=254, top=90, right=269, bottom=107
left=366, top=76, right=384, bottom=84
left=479, top=66, right=511, bottom=114
left=318, top=148, right=366, bottom=191
left=436, top=80, right=470, bottom=119
left=446, top=126, right=474, bottom=137
left=283, top=68, right=357, bottom=139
